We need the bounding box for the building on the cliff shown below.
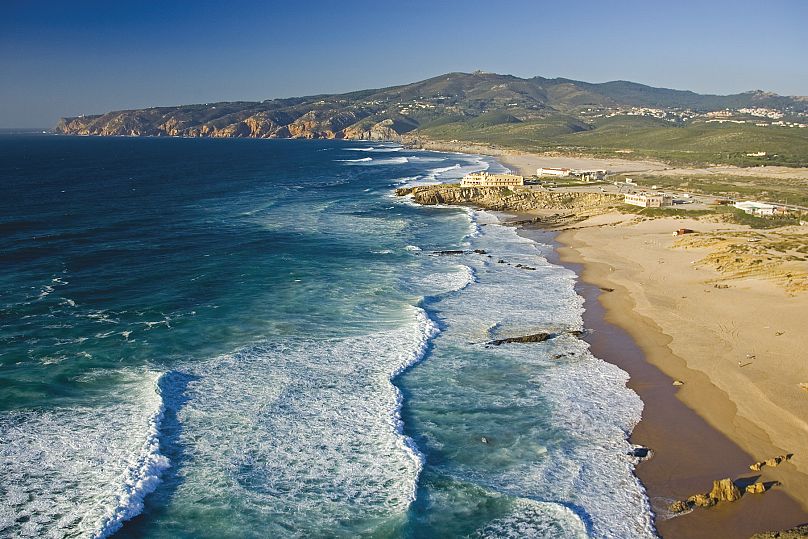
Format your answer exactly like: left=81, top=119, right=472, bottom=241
left=624, top=192, right=673, bottom=208
left=461, top=172, right=524, bottom=187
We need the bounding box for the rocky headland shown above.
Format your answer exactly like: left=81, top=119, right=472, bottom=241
left=395, top=184, right=620, bottom=217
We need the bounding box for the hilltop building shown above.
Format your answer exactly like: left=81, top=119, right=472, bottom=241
left=624, top=192, right=673, bottom=208
left=461, top=172, right=524, bottom=187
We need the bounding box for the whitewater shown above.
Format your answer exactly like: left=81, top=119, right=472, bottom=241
left=0, top=136, right=654, bottom=538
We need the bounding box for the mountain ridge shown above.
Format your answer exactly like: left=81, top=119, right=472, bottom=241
left=54, top=72, right=808, bottom=166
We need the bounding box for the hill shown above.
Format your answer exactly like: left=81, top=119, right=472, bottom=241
left=55, top=72, right=808, bottom=166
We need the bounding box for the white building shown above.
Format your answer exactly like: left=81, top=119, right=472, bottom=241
left=734, top=201, right=776, bottom=216
left=461, top=172, right=524, bottom=187
left=537, top=167, right=571, bottom=177
left=624, top=192, right=673, bottom=208
left=571, top=169, right=607, bottom=181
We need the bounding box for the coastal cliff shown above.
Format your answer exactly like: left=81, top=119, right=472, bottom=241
left=395, top=184, right=620, bottom=214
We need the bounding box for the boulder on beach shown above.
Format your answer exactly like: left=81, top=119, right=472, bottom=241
left=746, top=482, right=767, bottom=494
left=687, top=493, right=717, bottom=508
left=709, top=478, right=742, bottom=502
left=672, top=380, right=684, bottom=386
left=669, top=500, right=692, bottom=513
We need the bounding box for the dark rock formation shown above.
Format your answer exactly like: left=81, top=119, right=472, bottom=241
left=488, top=330, right=583, bottom=346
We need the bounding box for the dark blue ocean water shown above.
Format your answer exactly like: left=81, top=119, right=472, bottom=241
left=0, top=136, right=654, bottom=538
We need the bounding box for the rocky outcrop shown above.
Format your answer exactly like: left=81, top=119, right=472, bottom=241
left=709, top=478, right=742, bottom=502
left=688, top=493, right=717, bottom=508
left=395, top=185, right=620, bottom=214
left=746, top=482, right=769, bottom=494
left=488, top=330, right=583, bottom=346
left=343, top=119, right=403, bottom=141
left=750, top=454, right=793, bottom=471
left=669, top=477, right=755, bottom=513
left=751, top=524, right=808, bottom=538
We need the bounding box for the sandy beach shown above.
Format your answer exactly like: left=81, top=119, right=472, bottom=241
left=496, top=150, right=808, bottom=182
left=545, top=215, right=808, bottom=537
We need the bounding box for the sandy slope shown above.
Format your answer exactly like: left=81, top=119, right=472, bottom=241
left=556, top=216, right=808, bottom=511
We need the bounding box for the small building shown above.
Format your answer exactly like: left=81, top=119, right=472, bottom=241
left=537, top=167, right=571, bottom=177
left=570, top=169, right=607, bottom=182
left=734, top=201, right=776, bottom=216
left=624, top=192, right=673, bottom=208
left=461, top=171, right=524, bottom=187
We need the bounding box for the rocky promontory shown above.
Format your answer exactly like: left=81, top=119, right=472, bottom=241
left=395, top=184, right=620, bottom=215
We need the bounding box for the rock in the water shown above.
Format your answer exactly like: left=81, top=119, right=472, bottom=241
left=687, top=493, right=717, bottom=508
left=669, top=500, right=692, bottom=513
left=488, top=330, right=583, bottom=346
left=746, top=482, right=767, bottom=494
left=629, top=446, right=652, bottom=460
left=490, top=332, right=551, bottom=345
left=750, top=461, right=763, bottom=471
left=709, top=478, right=742, bottom=502
left=480, top=436, right=489, bottom=444
left=672, top=380, right=684, bottom=386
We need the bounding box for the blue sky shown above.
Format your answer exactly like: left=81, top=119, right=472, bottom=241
left=2, top=0, right=807, bottom=127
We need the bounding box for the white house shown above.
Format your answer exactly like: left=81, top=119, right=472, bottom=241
left=537, top=167, right=571, bottom=177
left=734, top=201, right=776, bottom=216
left=624, top=192, right=673, bottom=208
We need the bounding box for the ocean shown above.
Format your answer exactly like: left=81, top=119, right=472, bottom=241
left=0, top=136, right=655, bottom=538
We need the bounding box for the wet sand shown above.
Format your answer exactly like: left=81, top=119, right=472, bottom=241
left=515, top=225, right=808, bottom=538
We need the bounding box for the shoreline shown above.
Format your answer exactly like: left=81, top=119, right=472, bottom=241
left=407, top=145, right=808, bottom=536
left=517, top=224, right=808, bottom=538
left=468, top=142, right=808, bottom=537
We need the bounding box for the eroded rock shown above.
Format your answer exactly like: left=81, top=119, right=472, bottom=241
left=709, top=478, right=742, bottom=502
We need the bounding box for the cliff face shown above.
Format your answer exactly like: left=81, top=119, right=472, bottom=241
left=395, top=185, right=620, bottom=214
left=54, top=107, right=395, bottom=141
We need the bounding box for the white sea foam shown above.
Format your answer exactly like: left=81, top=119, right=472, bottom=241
left=336, top=157, right=373, bottom=162
left=157, top=306, right=440, bottom=536
left=0, top=370, right=168, bottom=538
left=473, top=498, right=588, bottom=538
left=415, top=209, right=655, bottom=538
left=346, top=146, right=403, bottom=152
left=373, top=156, right=409, bottom=165
left=91, top=374, right=170, bottom=539
left=411, top=264, right=476, bottom=298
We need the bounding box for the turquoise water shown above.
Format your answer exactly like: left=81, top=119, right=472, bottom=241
left=0, top=136, right=654, bottom=538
